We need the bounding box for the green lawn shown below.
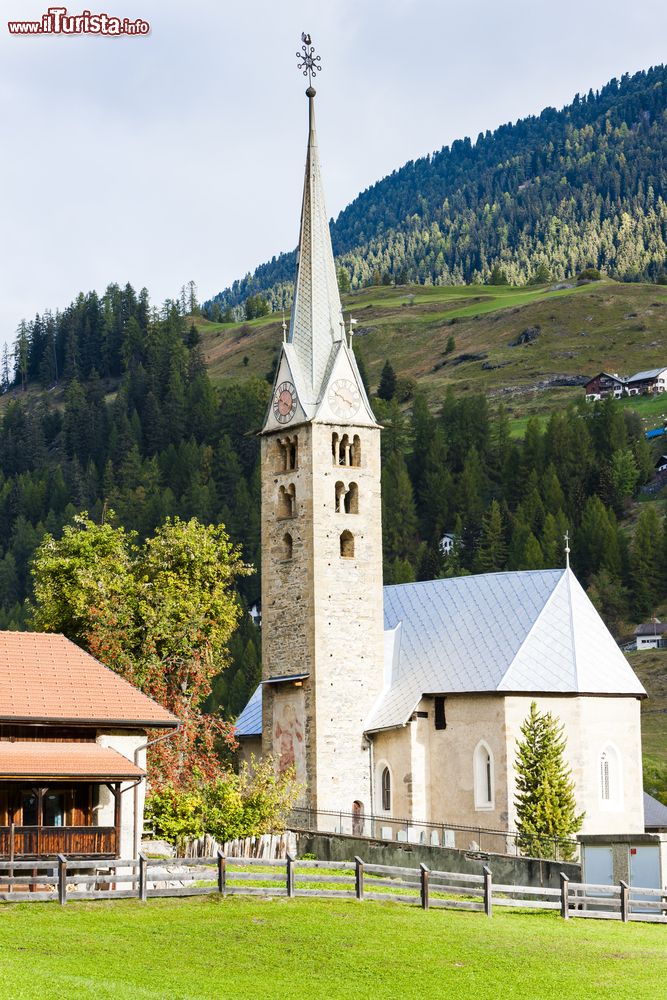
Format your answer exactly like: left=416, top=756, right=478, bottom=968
left=0, top=896, right=663, bottom=999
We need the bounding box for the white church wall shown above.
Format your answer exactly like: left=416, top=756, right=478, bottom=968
left=503, top=695, right=644, bottom=836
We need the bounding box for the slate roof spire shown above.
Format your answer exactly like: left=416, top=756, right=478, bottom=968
left=289, top=37, right=344, bottom=400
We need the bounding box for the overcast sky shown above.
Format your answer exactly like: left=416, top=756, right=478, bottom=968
left=1, top=0, right=666, bottom=345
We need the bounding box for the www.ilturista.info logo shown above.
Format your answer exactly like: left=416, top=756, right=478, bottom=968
left=8, top=7, right=150, bottom=35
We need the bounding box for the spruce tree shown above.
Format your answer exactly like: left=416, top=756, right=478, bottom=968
left=377, top=360, right=397, bottom=401
left=514, top=702, right=584, bottom=860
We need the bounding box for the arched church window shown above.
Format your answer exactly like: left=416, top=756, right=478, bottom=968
left=600, top=744, right=622, bottom=805
left=339, top=434, right=350, bottom=466
left=350, top=435, right=361, bottom=467
left=331, top=433, right=339, bottom=465
left=334, top=481, right=345, bottom=513
left=340, top=530, right=354, bottom=559
left=381, top=767, right=391, bottom=813
left=282, top=533, right=293, bottom=561
left=473, top=741, right=494, bottom=810
left=344, top=482, right=359, bottom=514
left=277, top=484, right=296, bottom=519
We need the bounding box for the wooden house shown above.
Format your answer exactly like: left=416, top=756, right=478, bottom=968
left=584, top=372, right=627, bottom=401
left=0, top=631, right=178, bottom=861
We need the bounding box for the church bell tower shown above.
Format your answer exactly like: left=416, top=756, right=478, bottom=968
left=260, top=36, right=385, bottom=815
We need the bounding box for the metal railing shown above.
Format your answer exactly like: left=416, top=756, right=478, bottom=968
left=287, top=807, right=580, bottom=862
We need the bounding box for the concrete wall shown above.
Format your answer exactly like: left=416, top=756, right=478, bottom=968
left=97, top=731, right=146, bottom=858
left=296, top=831, right=580, bottom=889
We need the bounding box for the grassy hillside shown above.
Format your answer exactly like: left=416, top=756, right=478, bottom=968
left=198, top=278, right=667, bottom=428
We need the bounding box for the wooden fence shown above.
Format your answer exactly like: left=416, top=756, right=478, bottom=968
left=0, top=855, right=664, bottom=923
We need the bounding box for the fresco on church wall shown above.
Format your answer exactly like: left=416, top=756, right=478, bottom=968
left=274, top=689, right=305, bottom=784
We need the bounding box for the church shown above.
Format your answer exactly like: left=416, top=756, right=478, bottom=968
left=236, top=63, right=647, bottom=841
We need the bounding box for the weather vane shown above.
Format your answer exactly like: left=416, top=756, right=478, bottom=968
left=296, top=32, right=322, bottom=87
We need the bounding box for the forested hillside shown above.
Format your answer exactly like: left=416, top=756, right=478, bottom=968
left=4, top=281, right=667, bottom=797
left=207, top=64, right=667, bottom=317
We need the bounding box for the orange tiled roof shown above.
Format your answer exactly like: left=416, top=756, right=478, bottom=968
left=0, top=631, right=178, bottom=728
left=0, top=741, right=144, bottom=779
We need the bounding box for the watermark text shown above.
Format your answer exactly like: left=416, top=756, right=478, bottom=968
left=8, top=7, right=150, bottom=35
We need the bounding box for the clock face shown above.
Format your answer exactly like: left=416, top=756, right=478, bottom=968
left=273, top=381, right=297, bottom=424
left=329, top=378, right=361, bottom=418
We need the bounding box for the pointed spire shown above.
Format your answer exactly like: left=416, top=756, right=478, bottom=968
left=289, top=45, right=344, bottom=400
left=564, top=531, right=571, bottom=570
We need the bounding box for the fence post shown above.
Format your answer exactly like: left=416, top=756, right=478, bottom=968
left=483, top=865, right=493, bottom=918
left=57, top=854, right=67, bottom=906
left=286, top=853, right=295, bottom=898
left=217, top=851, right=226, bottom=895
left=620, top=880, right=629, bottom=923
left=354, top=856, right=364, bottom=901
left=560, top=872, right=570, bottom=920
left=420, top=863, right=430, bottom=910
left=139, top=853, right=147, bottom=902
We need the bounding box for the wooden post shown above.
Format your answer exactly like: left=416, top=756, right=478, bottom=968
left=286, top=853, right=295, bottom=898
left=483, top=865, right=493, bottom=918
left=139, top=852, right=147, bottom=902
left=57, top=854, right=67, bottom=906
left=560, top=872, right=570, bottom=920
left=113, top=783, right=121, bottom=859
left=354, top=856, right=364, bottom=901
left=217, top=851, right=226, bottom=895
left=420, top=863, right=430, bottom=910
left=8, top=822, right=14, bottom=895
left=620, top=879, right=630, bottom=923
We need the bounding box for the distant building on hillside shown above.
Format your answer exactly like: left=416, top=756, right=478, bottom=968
left=439, top=532, right=456, bottom=556
left=584, top=372, right=627, bottom=402
left=634, top=622, right=667, bottom=650
left=626, top=368, right=667, bottom=396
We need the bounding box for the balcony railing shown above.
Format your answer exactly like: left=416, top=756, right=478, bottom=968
left=0, top=826, right=117, bottom=859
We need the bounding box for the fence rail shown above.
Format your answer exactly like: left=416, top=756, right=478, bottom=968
left=0, top=854, right=663, bottom=924
left=287, top=807, right=579, bottom=861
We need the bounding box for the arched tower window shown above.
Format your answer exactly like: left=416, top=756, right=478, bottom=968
left=350, top=435, right=361, bottom=467
left=473, top=741, right=494, bottom=810
left=277, top=436, right=298, bottom=471
left=334, top=481, right=345, bottom=513
left=339, top=434, right=350, bottom=466
left=380, top=766, right=391, bottom=813
left=282, top=533, right=293, bottom=561
left=600, top=744, right=622, bottom=806
left=277, top=484, right=296, bottom=519
left=340, top=530, right=354, bottom=559
left=344, top=482, right=359, bottom=514
left=331, top=432, right=339, bottom=465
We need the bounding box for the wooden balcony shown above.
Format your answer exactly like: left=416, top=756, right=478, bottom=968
left=0, top=826, right=117, bottom=859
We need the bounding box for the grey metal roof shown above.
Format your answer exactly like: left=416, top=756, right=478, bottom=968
left=367, top=568, right=645, bottom=732
left=235, top=569, right=646, bottom=738
left=628, top=368, right=667, bottom=382
left=644, top=792, right=667, bottom=830
left=635, top=623, right=667, bottom=636
left=235, top=684, right=262, bottom=738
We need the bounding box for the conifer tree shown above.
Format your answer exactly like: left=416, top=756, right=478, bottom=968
left=377, top=360, right=397, bottom=401
left=514, top=701, right=584, bottom=860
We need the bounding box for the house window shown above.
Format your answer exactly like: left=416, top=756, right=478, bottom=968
left=340, top=530, right=354, bottom=559
left=43, top=791, right=65, bottom=827
left=434, top=696, right=446, bottom=731
left=473, top=741, right=494, bottom=810
left=381, top=767, right=391, bottom=813
left=282, top=533, right=293, bottom=561
left=21, top=790, right=38, bottom=826
left=600, top=744, right=622, bottom=806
